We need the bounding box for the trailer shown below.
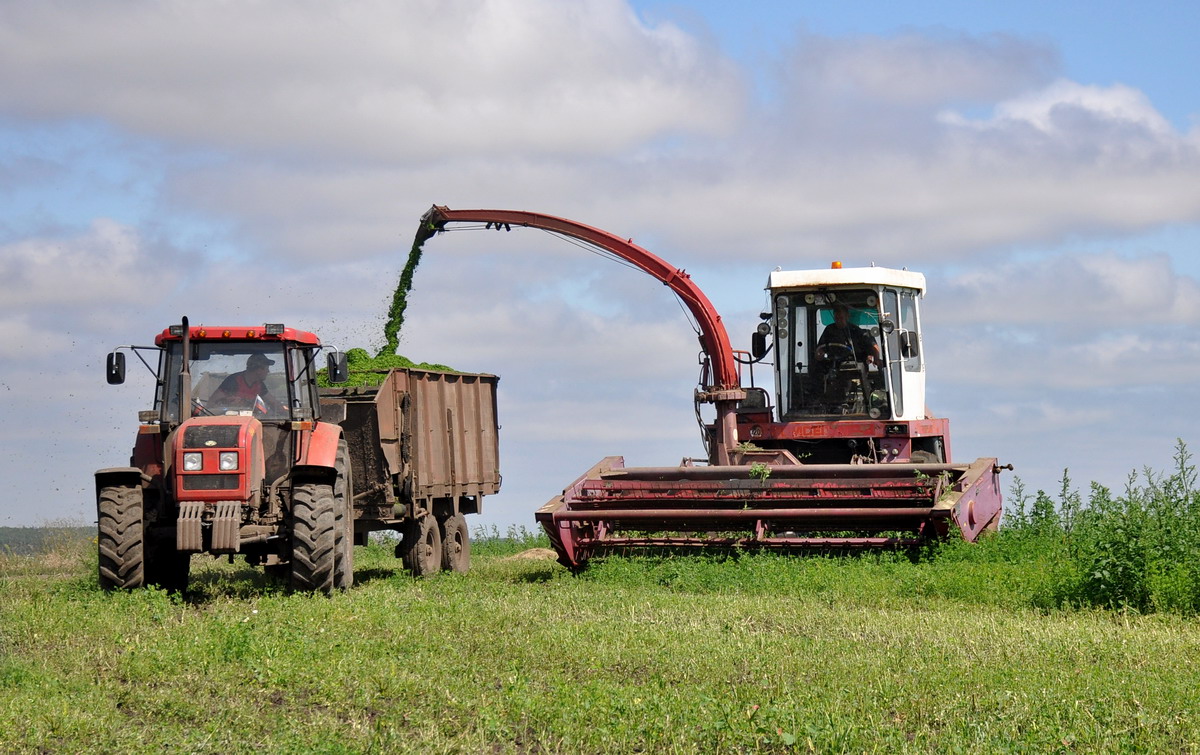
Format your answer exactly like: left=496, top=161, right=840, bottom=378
left=98, top=320, right=500, bottom=593
left=320, top=367, right=501, bottom=575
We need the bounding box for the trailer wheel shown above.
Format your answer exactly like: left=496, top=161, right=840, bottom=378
left=440, top=514, right=470, bottom=573
left=333, top=441, right=354, bottom=590
left=97, top=485, right=145, bottom=590
left=289, top=481, right=337, bottom=594
left=402, top=516, right=442, bottom=577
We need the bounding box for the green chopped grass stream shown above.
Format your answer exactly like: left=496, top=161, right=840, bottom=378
left=319, top=228, right=455, bottom=387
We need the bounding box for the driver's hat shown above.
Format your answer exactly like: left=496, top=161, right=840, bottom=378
left=247, top=353, right=275, bottom=369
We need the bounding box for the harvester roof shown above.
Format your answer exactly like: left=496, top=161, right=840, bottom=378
left=768, top=266, right=926, bottom=293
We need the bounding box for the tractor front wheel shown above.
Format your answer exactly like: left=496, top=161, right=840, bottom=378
left=97, top=485, right=145, bottom=590
left=289, top=481, right=337, bottom=595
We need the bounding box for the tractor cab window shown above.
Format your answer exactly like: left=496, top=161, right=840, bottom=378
left=775, top=289, right=893, bottom=420
left=161, top=342, right=297, bottom=422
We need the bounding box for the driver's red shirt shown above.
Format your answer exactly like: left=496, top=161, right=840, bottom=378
left=216, top=372, right=270, bottom=404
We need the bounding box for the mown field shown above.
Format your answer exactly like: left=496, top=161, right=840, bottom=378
left=4, top=445, right=1200, bottom=753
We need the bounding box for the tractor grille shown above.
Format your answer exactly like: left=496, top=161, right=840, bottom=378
left=184, top=425, right=240, bottom=449
left=182, top=474, right=239, bottom=491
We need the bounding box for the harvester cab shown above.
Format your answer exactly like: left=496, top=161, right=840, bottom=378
left=733, top=264, right=945, bottom=466
left=767, top=265, right=925, bottom=426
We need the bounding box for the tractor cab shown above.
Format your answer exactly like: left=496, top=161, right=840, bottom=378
left=157, top=334, right=320, bottom=423
left=767, top=265, right=926, bottom=422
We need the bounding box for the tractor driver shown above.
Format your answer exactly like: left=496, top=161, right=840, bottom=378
left=815, top=303, right=881, bottom=366
left=208, top=353, right=287, bottom=416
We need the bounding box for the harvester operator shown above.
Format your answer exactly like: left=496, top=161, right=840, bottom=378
left=815, top=303, right=881, bottom=366
left=208, top=353, right=287, bottom=415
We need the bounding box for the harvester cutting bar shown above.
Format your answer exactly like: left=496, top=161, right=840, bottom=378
left=535, top=456, right=1003, bottom=569
left=549, top=507, right=934, bottom=521
left=575, top=535, right=922, bottom=550
left=596, top=463, right=963, bottom=480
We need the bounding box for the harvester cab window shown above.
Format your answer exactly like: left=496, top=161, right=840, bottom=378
left=900, top=291, right=921, bottom=373
left=777, top=290, right=892, bottom=420
left=161, top=342, right=294, bottom=422
left=881, top=290, right=904, bottom=418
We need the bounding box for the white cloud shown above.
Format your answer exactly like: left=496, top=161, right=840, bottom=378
left=944, top=79, right=1176, bottom=138
left=0, top=0, right=744, bottom=160
left=936, top=251, right=1200, bottom=327
left=783, top=30, right=1057, bottom=108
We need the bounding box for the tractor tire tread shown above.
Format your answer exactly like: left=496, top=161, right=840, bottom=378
left=290, top=482, right=336, bottom=594
left=97, top=485, right=145, bottom=590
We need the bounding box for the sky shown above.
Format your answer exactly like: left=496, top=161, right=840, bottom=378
left=1, top=0, right=1198, bottom=530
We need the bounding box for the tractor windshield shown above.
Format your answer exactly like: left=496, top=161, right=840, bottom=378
left=159, top=342, right=298, bottom=422
left=774, top=289, right=894, bottom=420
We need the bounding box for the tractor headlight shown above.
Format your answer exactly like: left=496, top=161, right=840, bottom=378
left=219, top=452, right=239, bottom=471
left=183, top=452, right=203, bottom=471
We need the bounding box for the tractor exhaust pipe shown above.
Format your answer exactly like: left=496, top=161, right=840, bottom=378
left=178, top=315, right=192, bottom=420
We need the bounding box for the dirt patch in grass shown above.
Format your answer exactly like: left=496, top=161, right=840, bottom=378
left=502, top=548, right=559, bottom=561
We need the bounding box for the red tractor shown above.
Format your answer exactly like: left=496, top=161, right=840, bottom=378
left=98, top=319, right=500, bottom=592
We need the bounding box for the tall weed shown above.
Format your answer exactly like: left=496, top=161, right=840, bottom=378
left=989, top=439, right=1200, bottom=614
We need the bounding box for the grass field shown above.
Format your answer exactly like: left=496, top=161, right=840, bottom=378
left=4, top=443, right=1200, bottom=752
left=3, top=524, right=1199, bottom=754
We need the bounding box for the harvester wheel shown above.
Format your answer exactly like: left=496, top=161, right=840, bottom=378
left=333, top=441, right=354, bottom=591
left=402, top=515, right=442, bottom=577
left=440, top=514, right=470, bottom=573
left=289, top=481, right=337, bottom=595
left=97, top=485, right=145, bottom=590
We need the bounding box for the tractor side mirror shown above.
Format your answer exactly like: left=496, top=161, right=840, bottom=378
left=327, top=351, right=349, bottom=384
left=106, top=352, right=126, bottom=385
left=899, top=331, right=918, bottom=358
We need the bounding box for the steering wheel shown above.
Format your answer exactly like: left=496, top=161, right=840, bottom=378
left=819, top=342, right=853, bottom=361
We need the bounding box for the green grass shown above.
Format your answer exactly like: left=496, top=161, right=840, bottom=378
left=3, top=530, right=1200, bottom=753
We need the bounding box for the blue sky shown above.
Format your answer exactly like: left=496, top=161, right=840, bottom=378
left=640, top=0, right=1199, bottom=128
left=1, top=0, right=1198, bottom=529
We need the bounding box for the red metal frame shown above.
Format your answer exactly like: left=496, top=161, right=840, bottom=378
left=420, top=206, right=745, bottom=464
left=421, top=206, right=737, bottom=388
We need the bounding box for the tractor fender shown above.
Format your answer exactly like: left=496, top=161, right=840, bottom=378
left=292, top=421, right=343, bottom=484
left=94, top=467, right=151, bottom=498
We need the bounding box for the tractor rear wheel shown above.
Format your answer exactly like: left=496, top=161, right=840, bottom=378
left=289, top=481, right=337, bottom=595
left=402, top=516, right=442, bottom=577
left=440, top=514, right=470, bottom=573
left=97, top=485, right=145, bottom=590
left=333, top=441, right=354, bottom=591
